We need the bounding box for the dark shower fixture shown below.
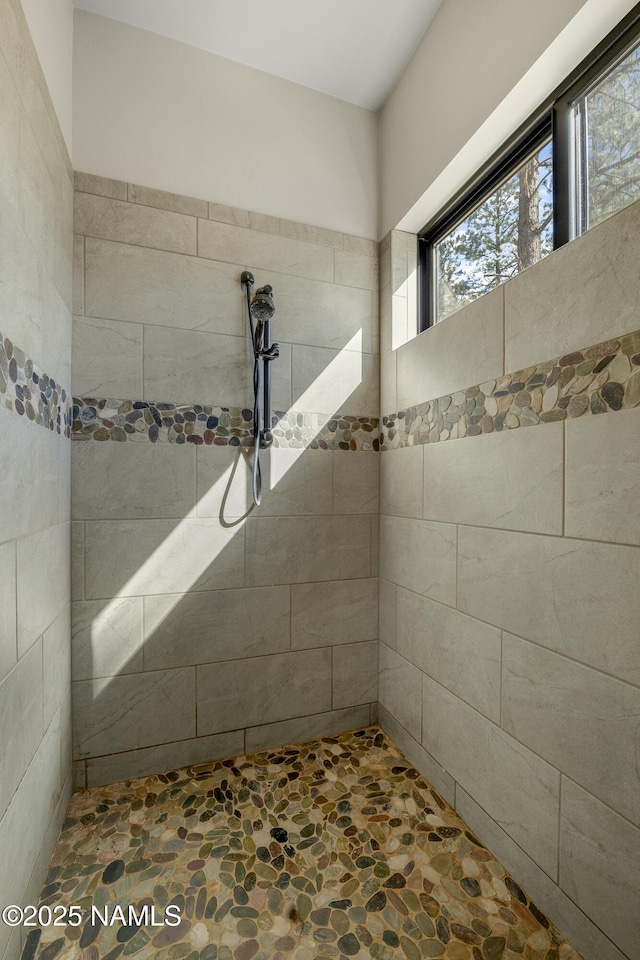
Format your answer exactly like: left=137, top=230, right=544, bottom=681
left=241, top=271, right=280, bottom=506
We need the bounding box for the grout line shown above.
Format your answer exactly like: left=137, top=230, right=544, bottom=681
left=82, top=521, right=86, bottom=602
left=13, top=540, right=18, bottom=663
left=194, top=665, right=198, bottom=738
left=502, top=284, right=506, bottom=376
left=499, top=631, right=503, bottom=728
left=77, top=185, right=381, bottom=258
left=391, top=579, right=640, bottom=691
left=141, top=595, right=146, bottom=671
left=380, top=513, right=640, bottom=551
left=454, top=524, right=459, bottom=610
left=410, top=663, right=640, bottom=832
left=557, top=774, right=563, bottom=885
left=330, top=646, right=334, bottom=710
left=562, top=418, right=567, bottom=538
left=81, top=234, right=86, bottom=317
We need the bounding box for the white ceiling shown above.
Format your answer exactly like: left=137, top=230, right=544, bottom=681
left=72, top=0, right=442, bottom=110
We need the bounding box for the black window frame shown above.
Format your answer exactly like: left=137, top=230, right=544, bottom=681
left=418, top=2, right=640, bottom=332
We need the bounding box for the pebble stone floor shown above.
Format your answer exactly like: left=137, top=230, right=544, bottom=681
left=25, top=727, right=582, bottom=960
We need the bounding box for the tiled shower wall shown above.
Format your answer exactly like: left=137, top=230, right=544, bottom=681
left=71, top=174, right=380, bottom=789
left=0, top=2, right=73, bottom=960
left=378, top=204, right=640, bottom=960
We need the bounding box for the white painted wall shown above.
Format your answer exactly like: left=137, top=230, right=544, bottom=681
left=380, top=0, right=638, bottom=236
left=72, top=10, right=379, bottom=238
left=21, top=0, right=73, bottom=150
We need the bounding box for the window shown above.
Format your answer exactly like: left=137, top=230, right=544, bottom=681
left=419, top=5, right=640, bottom=330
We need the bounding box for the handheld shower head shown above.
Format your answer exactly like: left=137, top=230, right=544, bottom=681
left=249, top=285, right=275, bottom=322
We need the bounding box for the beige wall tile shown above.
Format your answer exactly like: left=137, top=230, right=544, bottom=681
left=560, top=778, right=640, bottom=958
left=18, top=106, right=72, bottom=309
left=0, top=191, right=44, bottom=367
left=378, top=578, right=396, bottom=650
left=198, top=218, right=333, bottom=282
left=128, top=182, right=208, bottom=218
left=378, top=704, right=456, bottom=806
left=197, top=648, right=331, bottom=734
left=73, top=761, right=86, bottom=790
left=84, top=518, right=245, bottom=599
left=370, top=514, right=379, bottom=577
left=72, top=598, right=144, bottom=681
left=422, top=674, right=560, bottom=876
left=423, top=422, right=564, bottom=534
left=458, top=525, right=640, bottom=685
left=334, top=249, right=379, bottom=290
left=245, top=704, right=371, bottom=753
left=73, top=666, right=195, bottom=758
left=0, top=640, right=43, bottom=820
left=74, top=171, right=126, bottom=200
left=72, top=440, right=196, bottom=521
left=17, top=522, right=69, bottom=657
left=84, top=238, right=245, bottom=337
left=566, top=408, right=640, bottom=545
left=505, top=199, right=640, bottom=371
left=396, top=285, right=503, bottom=408
left=333, top=640, right=378, bottom=708
left=42, top=605, right=70, bottom=729
left=71, top=521, right=84, bottom=601
left=279, top=219, right=343, bottom=248
left=380, top=515, right=456, bottom=607
left=0, top=0, right=72, bottom=930
left=142, top=325, right=291, bottom=411
left=72, top=235, right=84, bottom=315
left=380, top=445, right=423, bottom=519
left=0, top=541, right=16, bottom=685
left=144, top=586, right=290, bottom=669
left=380, top=311, right=398, bottom=416
left=0, top=722, right=62, bottom=956
left=74, top=192, right=197, bottom=255
left=40, top=268, right=72, bottom=387
left=246, top=516, right=370, bottom=586
left=0, top=405, right=69, bottom=542
left=256, top=270, right=375, bottom=354
left=72, top=315, right=142, bottom=398
left=291, top=578, right=378, bottom=649
left=397, top=587, right=501, bottom=722
left=378, top=643, right=421, bottom=742
left=0, top=46, right=20, bottom=214
left=456, top=787, right=627, bottom=960
left=502, top=634, right=640, bottom=826
left=257, top=448, right=333, bottom=516
left=343, top=235, right=379, bottom=258
left=19, top=743, right=71, bottom=943
left=208, top=201, right=279, bottom=235
left=333, top=451, right=379, bottom=515
left=86, top=729, right=244, bottom=787
left=292, top=345, right=379, bottom=416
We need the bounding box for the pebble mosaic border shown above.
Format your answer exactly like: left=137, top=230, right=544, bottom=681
left=72, top=399, right=380, bottom=451
left=28, top=726, right=581, bottom=960
left=0, top=332, right=72, bottom=437
left=380, top=329, right=640, bottom=450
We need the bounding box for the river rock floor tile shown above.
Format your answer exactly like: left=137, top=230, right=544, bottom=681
left=25, top=728, right=581, bottom=960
